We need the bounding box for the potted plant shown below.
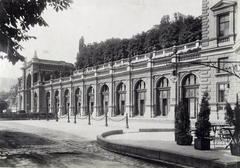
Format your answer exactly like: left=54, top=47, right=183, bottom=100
left=175, top=101, right=193, bottom=145
left=194, top=91, right=211, bottom=150
left=225, top=102, right=235, bottom=126
left=225, top=98, right=240, bottom=156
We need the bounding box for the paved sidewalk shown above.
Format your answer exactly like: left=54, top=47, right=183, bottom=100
left=102, top=131, right=240, bottom=168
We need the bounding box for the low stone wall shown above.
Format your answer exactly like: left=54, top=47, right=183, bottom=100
left=139, top=128, right=174, bottom=132
left=97, top=129, right=239, bottom=168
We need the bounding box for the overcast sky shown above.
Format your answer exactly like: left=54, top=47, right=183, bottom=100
left=0, top=0, right=201, bottom=79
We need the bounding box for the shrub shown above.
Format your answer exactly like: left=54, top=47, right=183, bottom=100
left=175, top=101, right=191, bottom=136
left=195, top=91, right=211, bottom=139
left=225, top=102, right=235, bottom=126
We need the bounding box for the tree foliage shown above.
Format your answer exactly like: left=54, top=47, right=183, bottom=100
left=225, top=102, right=235, bottom=126
left=195, top=91, right=211, bottom=139
left=225, top=99, right=240, bottom=144
left=233, top=100, right=240, bottom=144
left=75, top=15, right=202, bottom=69
left=0, top=0, right=73, bottom=64
left=175, top=100, right=191, bottom=136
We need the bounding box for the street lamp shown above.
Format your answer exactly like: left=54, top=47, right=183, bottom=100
left=167, top=45, right=179, bottom=141
left=172, top=46, right=178, bottom=109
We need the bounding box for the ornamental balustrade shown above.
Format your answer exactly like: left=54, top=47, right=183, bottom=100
left=42, top=40, right=202, bottom=87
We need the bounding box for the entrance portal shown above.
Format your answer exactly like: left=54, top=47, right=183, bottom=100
left=116, top=83, right=126, bottom=116
left=156, top=77, right=170, bottom=117
left=182, top=74, right=199, bottom=118
left=134, top=80, right=146, bottom=117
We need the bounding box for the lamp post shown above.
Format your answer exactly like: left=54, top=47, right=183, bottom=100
left=170, top=46, right=179, bottom=141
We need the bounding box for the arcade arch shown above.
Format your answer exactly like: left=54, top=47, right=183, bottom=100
left=87, top=86, right=94, bottom=115
left=134, top=80, right=146, bottom=116
left=34, top=92, right=37, bottom=113
left=182, top=74, right=199, bottom=118
left=156, top=77, right=170, bottom=117
left=46, top=91, right=50, bottom=113
left=75, top=88, right=81, bottom=115
left=116, top=83, right=126, bottom=116
left=26, top=74, right=31, bottom=112
left=100, top=85, right=109, bottom=116
left=64, top=89, right=70, bottom=115
left=54, top=90, right=59, bottom=115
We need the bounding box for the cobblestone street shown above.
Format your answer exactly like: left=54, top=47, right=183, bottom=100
left=0, top=119, right=171, bottom=168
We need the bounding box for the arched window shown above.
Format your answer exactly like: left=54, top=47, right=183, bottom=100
left=75, top=88, right=81, bottom=115
left=101, top=85, right=109, bottom=116
left=134, top=80, right=146, bottom=116
left=156, top=77, right=170, bottom=116
left=116, top=83, right=126, bottom=116
left=87, top=86, right=94, bottom=115
left=182, top=74, right=199, bottom=118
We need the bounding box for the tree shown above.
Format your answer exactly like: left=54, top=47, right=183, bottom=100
left=195, top=91, right=211, bottom=139
left=74, top=15, right=202, bottom=69
left=233, top=100, right=240, bottom=144
left=0, top=0, right=73, bottom=65
left=175, top=101, right=191, bottom=137
left=225, top=102, right=235, bottom=126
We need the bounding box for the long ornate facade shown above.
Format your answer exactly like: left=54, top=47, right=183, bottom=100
left=18, top=0, right=240, bottom=121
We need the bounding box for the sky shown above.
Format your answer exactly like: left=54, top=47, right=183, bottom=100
left=0, top=0, right=202, bottom=79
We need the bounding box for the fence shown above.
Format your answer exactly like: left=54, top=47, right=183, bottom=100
left=0, top=112, right=55, bottom=120
left=0, top=111, right=129, bottom=129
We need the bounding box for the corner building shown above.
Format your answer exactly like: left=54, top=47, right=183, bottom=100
left=18, top=0, right=240, bottom=122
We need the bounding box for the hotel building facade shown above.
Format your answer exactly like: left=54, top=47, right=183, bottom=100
left=17, top=0, right=240, bottom=121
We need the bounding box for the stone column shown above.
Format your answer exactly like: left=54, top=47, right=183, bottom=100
left=69, top=80, right=74, bottom=116
left=30, top=88, right=34, bottom=113
left=109, top=81, right=114, bottom=117
left=125, top=79, right=132, bottom=117
left=145, top=59, right=154, bottom=118
left=49, top=81, right=53, bottom=113
left=92, top=84, right=98, bottom=117
left=80, top=85, right=85, bottom=116
left=125, top=62, right=132, bottom=117
left=59, top=78, right=63, bottom=116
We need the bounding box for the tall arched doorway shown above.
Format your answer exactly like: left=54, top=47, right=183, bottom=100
left=87, top=86, right=94, bottom=115
left=26, top=74, right=31, bottom=113
left=182, top=74, right=199, bottom=119
left=64, top=89, right=69, bottom=115
left=34, top=92, right=37, bottom=113
left=55, top=90, right=59, bottom=115
left=116, top=83, right=126, bottom=116
left=134, top=80, right=146, bottom=116
left=156, top=77, right=170, bottom=116
left=100, top=85, right=109, bottom=116
left=46, top=92, right=50, bottom=113
left=75, top=88, right=81, bottom=115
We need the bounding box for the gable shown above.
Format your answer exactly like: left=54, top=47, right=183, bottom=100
left=211, top=0, right=237, bottom=11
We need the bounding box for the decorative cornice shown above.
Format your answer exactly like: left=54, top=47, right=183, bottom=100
left=210, top=0, right=237, bottom=11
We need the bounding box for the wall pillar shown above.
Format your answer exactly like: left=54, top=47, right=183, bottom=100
left=59, top=79, right=63, bottom=116
left=92, top=84, right=98, bottom=117
left=80, top=85, right=85, bottom=116
left=145, top=76, right=154, bottom=118
left=109, top=81, right=114, bottom=117
left=125, top=79, right=132, bottom=117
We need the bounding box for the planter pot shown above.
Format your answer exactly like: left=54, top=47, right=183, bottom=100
left=230, top=143, right=240, bottom=156
left=176, top=134, right=193, bottom=145
left=194, top=138, right=210, bottom=150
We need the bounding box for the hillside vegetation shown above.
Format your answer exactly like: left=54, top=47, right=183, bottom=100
left=75, top=15, right=201, bottom=69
